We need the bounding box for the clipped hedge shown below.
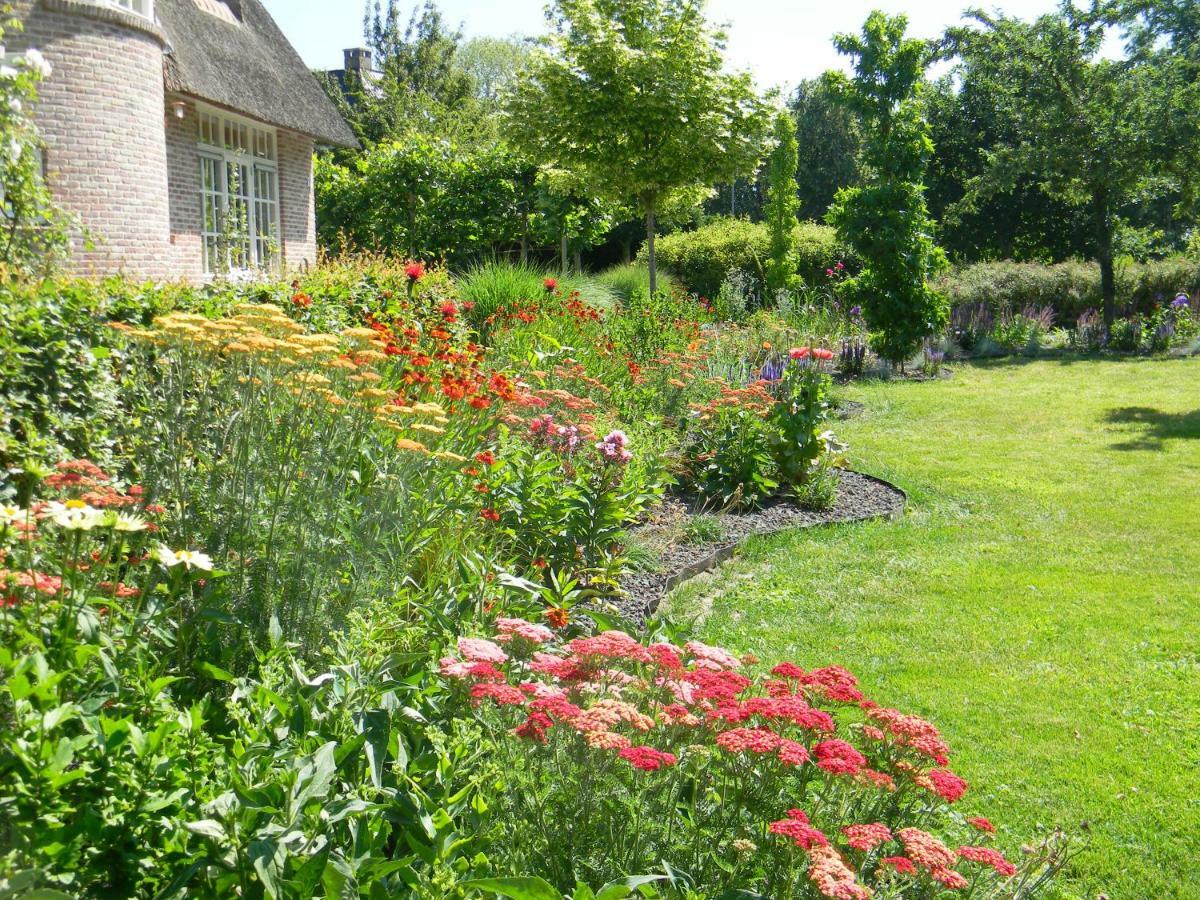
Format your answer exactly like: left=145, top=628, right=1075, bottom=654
left=940, top=257, right=1200, bottom=324
left=643, top=217, right=853, bottom=298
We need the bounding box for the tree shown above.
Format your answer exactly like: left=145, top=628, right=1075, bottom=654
left=455, top=36, right=532, bottom=104
left=505, top=0, right=771, bottom=295
left=763, top=110, right=800, bottom=295
left=946, top=6, right=1168, bottom=328
left=788, top=79, right=861, bottom=220
left=826, top=12, right=948, bottom=367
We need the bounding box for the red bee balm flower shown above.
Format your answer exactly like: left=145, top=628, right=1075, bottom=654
left=544, top=277, right=558, bottom=292
left=405, top=262, right=426, bottom=281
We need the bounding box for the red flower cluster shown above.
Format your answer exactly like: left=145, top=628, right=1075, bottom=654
left=769, top=809, right=828, bottom=850
left=619, top=745, right=677, bottom=772
left=958, top=845, right=1017, bottom=877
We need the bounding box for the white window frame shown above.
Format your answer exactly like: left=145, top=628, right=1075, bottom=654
left=195, top=105, right=280, bottom=275
left=85, top=0, right=154, bottom=19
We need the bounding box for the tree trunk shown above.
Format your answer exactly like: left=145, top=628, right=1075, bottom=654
left=621, top=239, right=631, bottom=265
left=560, top=232, right=569, bottom=276
left=1094, top=190, right=1116, bottom=331
left=646, top=204, right=658, bottom=296
left=574, top=250, right=582, bottom=276
left=520, top=202, right=529, bottom=265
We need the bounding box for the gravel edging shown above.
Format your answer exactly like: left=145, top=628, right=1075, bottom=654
left=614, top=470, right=906, bottom=625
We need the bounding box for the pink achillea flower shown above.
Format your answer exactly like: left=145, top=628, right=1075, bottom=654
left=807, top=845, right=873, bottom=899
left=777, top=739, right=811, bottom=767
left=716, top=727, right=781, bottom=755
left=842, top=823, right=893, bottom=852
left=813, top=739, right=867, bottom=776
left=495, top=617, right=553, bottom=645
left=958, top=846, right=1017, bottom=877
left=866, top=707, right=951, bottom=765
left=457, top=637, right=508, bottom=665
left=931, top=867, right=969, bottom=889
left=686, top=639, right=742, bottom=671
left=619, top=745, right=677, bottom=771
left=683, top=669, right=752, bottom=701
left=769, top=809, right=828, bottom=850
left=530, top=695, right=584, bottom=721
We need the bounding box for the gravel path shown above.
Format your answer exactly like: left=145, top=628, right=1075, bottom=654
left=614, top=471, right=906, bottom=625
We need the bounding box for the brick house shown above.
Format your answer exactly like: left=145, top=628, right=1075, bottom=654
left=8, top=0, right=358, bottom=280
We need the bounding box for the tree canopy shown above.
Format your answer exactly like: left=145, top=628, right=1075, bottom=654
left=505, top=0, right=772, bottom=294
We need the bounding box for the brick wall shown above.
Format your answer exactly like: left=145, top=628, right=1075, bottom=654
left=277, top=128, right=317, bottom=272
left=163, top=97, right=205, bottom=280
left=12, top=1, right=175, bottom=279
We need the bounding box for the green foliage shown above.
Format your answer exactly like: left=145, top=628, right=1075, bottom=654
left=945, top=8, right=1170, bottom=328
left=594, top=264, right=664, bottom=304
left=788, top=78, right=862, bottom=221
left=688, top=405, right=778, bottom=511
left=459, top=259, right=556, bottom=337
left=766, top=362, right=834, bottom=487
left=649, top=218, right=848, bottom=300
left=315, top=137, right=534, bottom=265
left=827, top=12, right=949, bottom=367
left=763, top=111, right=801, bottom=296
left=506, top=0, right=772, bottom=294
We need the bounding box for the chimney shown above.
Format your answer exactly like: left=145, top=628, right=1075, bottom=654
left=343, top=48, right=375, bottom=75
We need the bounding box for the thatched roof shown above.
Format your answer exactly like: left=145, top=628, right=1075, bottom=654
left=159, top=0, right=358, bottom=148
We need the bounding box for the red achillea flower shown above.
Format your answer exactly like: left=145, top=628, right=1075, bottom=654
left=866, top=707, right=951, bottom=765
left=958, top=846, right=1016, bottom=877
left=513, top=711, right=554, bottom=743
left=931, top=867, right=969, bottom=890
left=771, top=661, right=808, bottom=679
left=683, top=668, right=751, bottom=701
left=661, top=704, right=701, bottom=727
left=405, top=262, right=426, bottom=281
left=618, top=745, right=677, bottom=771
left=647, top=642, right=685, bottom=671
left=769, top=809, right=828, bottom=850
left=813, top=739, right=867, bottom=776
left=879, top=856, right=917, bottom=876
left=716, top=727, right=780, bottom=755
left=967, top=816, right=996, bottom=834
left=0, top=594, right=18, bottom=609
left=480, top=508, right=501, bottom=522
left=529, top=695, right=584, bottom=721
left=921, top=768, right=969, bottom=804
left=842, top=823, right=893, bottom=852
left=470, top=683, right=526, bottom=706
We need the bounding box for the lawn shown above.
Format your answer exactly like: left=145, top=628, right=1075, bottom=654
left=662, top=356, right=1200, bottom=899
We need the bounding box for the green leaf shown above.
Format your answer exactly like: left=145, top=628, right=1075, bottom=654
left=198, top=662, right=236, bottom=683
left=185, top=819, right=227, bottom=841
left=462, top=877, right=564, bottom=900
left=250, top=838, right=286, bottom=900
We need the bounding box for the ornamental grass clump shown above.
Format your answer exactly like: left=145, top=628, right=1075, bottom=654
left=442, top=623, right=1071, bottom=896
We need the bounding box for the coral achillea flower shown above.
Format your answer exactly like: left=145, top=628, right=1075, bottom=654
left=958, top=846, right=1017, bottom=877
left=574, top=699, right=654, bottom=733
left=470, top=683, right=526, bottom=706
left=897, top=828, right=957, bottom=871
left=716, top=727, right=780, bottom=755
left=813, top=739, right=867, bottom=776
left=586, top=731, right=632, bottom=750
left=457, top=637, right=508, bottom=664
left=619, top=745, right=677, bottom=771
left=685, top=640, right=742, bottom=671
left=529, top=695, right=584, bottom=721
left=661, top=704, right=701, bottom=727
left=405, top=262, right=426, bottom=281
left=495, top=617, right=554, bottom=645
left=513, top=711, right=554, bottom=743
left=807, top=846, right=873, bottom=900
left=866, top=707, right=951, bottom=765
left=856, top=769, right=897, bottom=792
left=931, top=867, right=969, bottom=889
left=921, top=768, right=969, bottom=804
left=769, top=809, right=828, bottom=850
left=842, top=823, right=893, bottom=852
left=967, top=816, right=996, bottom=834
left=879, top=856, right=916, bottom=876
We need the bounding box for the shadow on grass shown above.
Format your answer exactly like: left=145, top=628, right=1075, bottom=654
left=1104, top=406, right=1200, bottom=451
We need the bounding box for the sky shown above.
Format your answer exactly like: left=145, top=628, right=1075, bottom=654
left=261, top=0, right=1115, bottom=92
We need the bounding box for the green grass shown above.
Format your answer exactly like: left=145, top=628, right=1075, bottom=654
left=662, top=357, right=1200, bottom=899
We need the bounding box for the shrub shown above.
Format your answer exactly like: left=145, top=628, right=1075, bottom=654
left=648, top=218, right=850, bottom=300
left=595, top=262, right=672, bottom=303
left=764, top=111, right=801, bottom=295
left=686, top=384, right=779, bottom=510
left=459, top=259, right=556, bottom=337
left=440, top=623, right=1070, bottom=896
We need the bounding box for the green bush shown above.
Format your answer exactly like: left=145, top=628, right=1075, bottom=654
left=458, top=259, right=553, bottom=335
left=941, top=257, right=1200, bottom=324
left=594, top=262, right=674, bottom=302
left=646, top=218, right=852, bottom=299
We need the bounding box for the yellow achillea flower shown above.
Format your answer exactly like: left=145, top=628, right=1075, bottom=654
left=396, top=438, right=430, bottom=454
left=352, top=350, right=388, bottom=364
left=341, top=327, right=378, bottom=341
left=349, top=372, right=383, bottom=384
left=326, top=358, right=358, bottom=371
left=356, top=388, right=392, bottom=403
left=412, top=403, right=446, bottom=417
left=434, top=451, right=468, bottom=463
left=411, top=423, right=445, bottom=435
